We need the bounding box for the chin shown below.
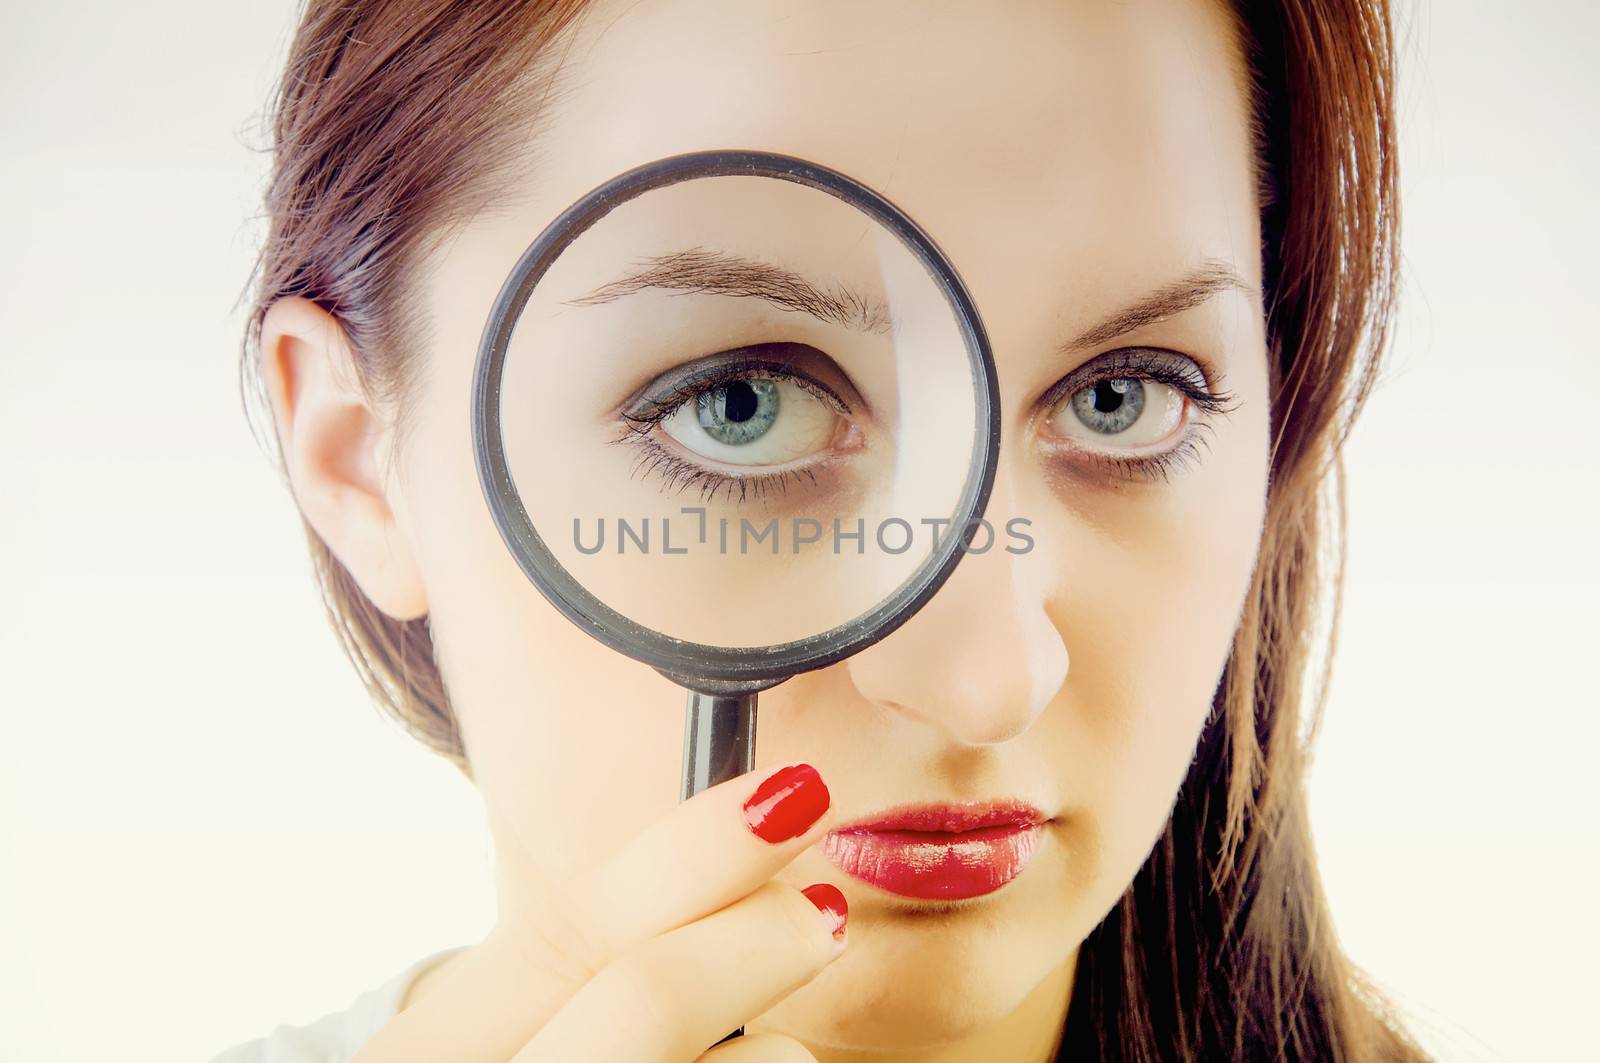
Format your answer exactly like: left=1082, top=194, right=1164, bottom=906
left=753, top=899, right=1075, bottom=1053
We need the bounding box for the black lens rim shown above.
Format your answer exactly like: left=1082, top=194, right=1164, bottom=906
left=472, top=149, right=1001, bottom=682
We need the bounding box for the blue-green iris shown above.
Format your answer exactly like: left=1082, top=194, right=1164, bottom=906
left=697, top=379, right=780, bottom=445
left=1072, top=378, right=1145, bottom=435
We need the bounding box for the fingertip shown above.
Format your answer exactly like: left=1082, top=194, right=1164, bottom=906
left=799, top=882, right=848, bottom=952
left=742, top=763, right=832, bottom=844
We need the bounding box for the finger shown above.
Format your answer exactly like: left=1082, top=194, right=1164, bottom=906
left=351, top=763, right=834, bottom=1063
left=511, top=879, right=848, bottom=1063
left=695, top=1033, right=819, bottom=1062
left=568, top=761, right=836, bottom=960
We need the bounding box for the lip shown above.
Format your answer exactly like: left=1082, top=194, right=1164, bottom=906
left=822, top=799, right=1048, bottom=901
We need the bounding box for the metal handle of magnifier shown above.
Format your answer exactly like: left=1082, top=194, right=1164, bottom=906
left=680, top=690, right=758, bottom=802
left=667, top=672, right=785, bottom=801
left=664, top=672, right=788, bottom=1044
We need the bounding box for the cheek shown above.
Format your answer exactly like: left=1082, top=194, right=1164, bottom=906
left=1047, top=385, right=1270, bottom=883
left=397, top=364, right=687, bottom=879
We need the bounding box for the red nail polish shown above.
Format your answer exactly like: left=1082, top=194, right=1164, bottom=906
left=801, top=883, right=848, bottom=939
left=742, top=763, right=830, bottom=843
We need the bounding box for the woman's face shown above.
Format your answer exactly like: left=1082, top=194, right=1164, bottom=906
left=391, top=0, right=1269, bottom=1051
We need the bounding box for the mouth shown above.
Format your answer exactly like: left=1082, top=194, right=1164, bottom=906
left=821, top=799, right=1049, bottom=901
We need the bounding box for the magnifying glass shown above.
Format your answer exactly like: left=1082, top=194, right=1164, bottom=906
left=472, top=146, right=999, bottom=804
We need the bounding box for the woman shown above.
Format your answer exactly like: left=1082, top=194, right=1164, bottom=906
left=220, top=0, right=1427, bottom=1059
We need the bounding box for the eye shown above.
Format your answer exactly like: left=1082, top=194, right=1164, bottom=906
left=612, top=343, right=868, bottom=503
left=1035, top=347, right=1236, bottom=482
left=1051, top=377, right=1185, bottom=448
left=660, top=375, right=840, bottom=466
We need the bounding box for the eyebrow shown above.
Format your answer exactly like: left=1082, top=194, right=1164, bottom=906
left=564, top=246, right=893, bottom=335
left=1065, top=261, right=1256, bottom=350
left=565, top=250, right=1253, bottom=352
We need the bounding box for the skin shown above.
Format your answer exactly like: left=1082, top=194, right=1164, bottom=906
left=260, top=0, right=1271, bottom=1059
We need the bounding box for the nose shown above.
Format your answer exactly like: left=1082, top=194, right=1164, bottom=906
left=844, top=472, right=1069, bottom=747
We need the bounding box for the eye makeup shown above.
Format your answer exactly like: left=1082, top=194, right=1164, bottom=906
left=609, top=342, right=869, bottom=505
left=616, top=343, right=863, bottom=426
left=609, top=341, right=1236, bottom=501
left=1034, top=346, right=1237, bottom=484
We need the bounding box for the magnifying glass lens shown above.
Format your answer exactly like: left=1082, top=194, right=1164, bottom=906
left=496, top=172, right=980, bottom=650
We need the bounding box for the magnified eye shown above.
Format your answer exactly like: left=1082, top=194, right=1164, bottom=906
left=1052, top=377, right=1184, bottom=447
left=614, top=343, right=868, bottom=502
left=660, top=376, right=839, bottom=465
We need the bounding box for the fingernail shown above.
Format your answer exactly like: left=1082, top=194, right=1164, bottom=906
left=801, top=883, right=849, bottom=944
left=742, top=763, right=830, bottom=843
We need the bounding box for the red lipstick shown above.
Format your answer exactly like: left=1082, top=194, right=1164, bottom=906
left=822, top=800, right=1046, bottom=901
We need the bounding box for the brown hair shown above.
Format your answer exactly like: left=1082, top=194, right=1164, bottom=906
left=240, top=1, right=1426, bottom=1057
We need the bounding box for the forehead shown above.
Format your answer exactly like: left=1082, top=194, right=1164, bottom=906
left=489, top=0, right=1260, bottom=318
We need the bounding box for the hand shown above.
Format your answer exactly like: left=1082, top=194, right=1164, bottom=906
left=351, top=762, right=845, bottom=1062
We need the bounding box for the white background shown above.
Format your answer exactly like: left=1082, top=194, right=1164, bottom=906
left=1, top=3, right=1594, bottom=1060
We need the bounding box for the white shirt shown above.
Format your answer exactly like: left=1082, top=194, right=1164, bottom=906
left=206, top=946, right=468, bottom=1063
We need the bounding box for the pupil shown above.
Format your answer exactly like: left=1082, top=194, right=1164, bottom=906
left=1094, top=380, right=1126, bottom=413
left=721, top=381, right=758, bottom=423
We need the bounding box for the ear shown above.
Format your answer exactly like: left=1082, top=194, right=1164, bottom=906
left=258, top=297, right=429, bottom=621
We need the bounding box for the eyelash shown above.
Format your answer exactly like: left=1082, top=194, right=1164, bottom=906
left=1039, top=347, right=1237, bottom=484
left=1069, top=426, right=1217, bottom=484
left=614, top=346, right=1236, bottom=499
left=611, top=360, right=845, bottom=504
left=618, top=357, right=850, bottom=427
